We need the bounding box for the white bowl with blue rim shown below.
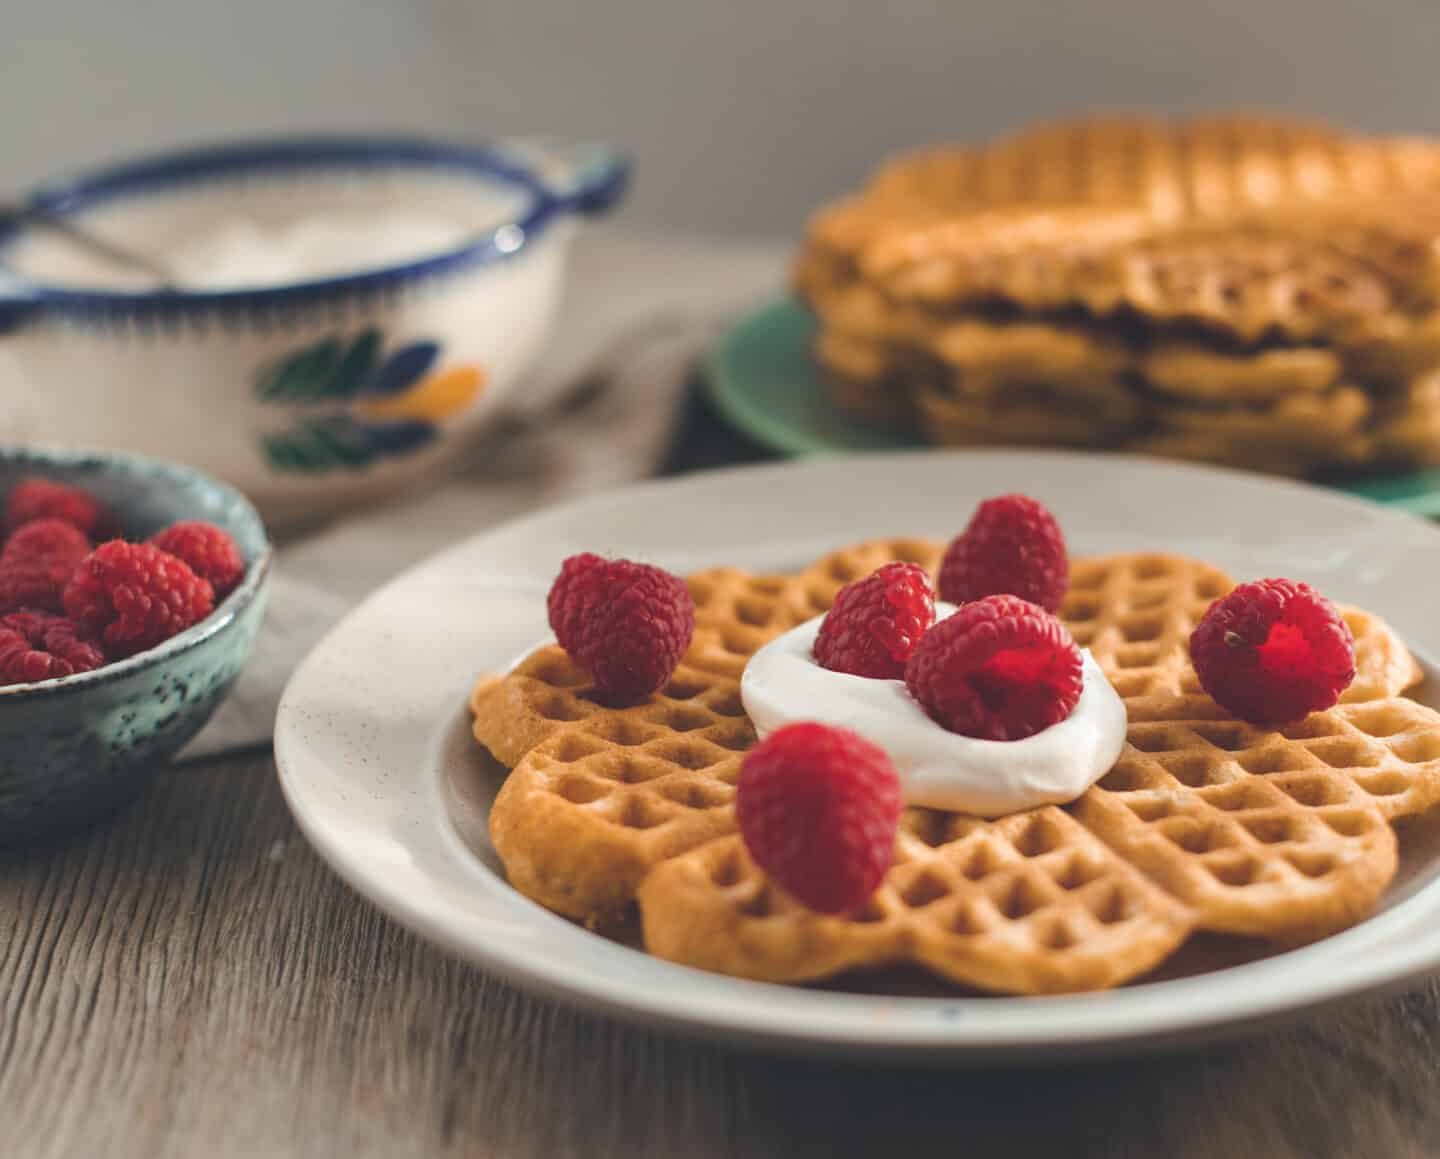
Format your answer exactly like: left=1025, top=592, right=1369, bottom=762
left=0, top=136, right=629, bottom=527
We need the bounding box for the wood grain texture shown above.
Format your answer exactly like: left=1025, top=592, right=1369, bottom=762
left=1, top=752, right=1439, bottom=1159
left=3, top=394, right=1439, bottom=1157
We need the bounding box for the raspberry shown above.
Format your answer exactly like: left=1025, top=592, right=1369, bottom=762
left=814, top=562, right=936, bottom=679
left=938, top=493, right=1069, bottom=612
left=0, top=519, right=91, bottom=613
left=1189, top=578, right=1355, bottom=725
left=64, top=541, right=215, bottom=658
left=905, top=595, right=1083, bottom=741
left=0, top=611, right=105, bottom=686
left=4, top=476, right=106, bottom=537
left=735, top=722, right=902, bottom=914
left=149, top=522, right=246, bottom=599
left=546, top=553, right=695, bottom=700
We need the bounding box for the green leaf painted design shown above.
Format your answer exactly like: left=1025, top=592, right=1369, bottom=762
left=321, top=328, right=383, bottom=400
left=257, top=328, right=386, bottom=402
left=257, top=338, right=343, bottom=402
left=260, top=415, right=441, bottom=474
left=257, top=327, right=449, bottom=473
left=302, top=416, right=377, bottom=468
left=260, top=433, right=309, bottom=473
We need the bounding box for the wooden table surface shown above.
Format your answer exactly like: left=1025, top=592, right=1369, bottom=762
left=6, top=391, right=1440, bottom=1159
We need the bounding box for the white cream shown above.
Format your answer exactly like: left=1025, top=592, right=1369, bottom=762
left=740, top=605, right=1127, bottom=817
left=160, top=212, right=480, bottom=288
left=5, top=171, right=523, bottom=291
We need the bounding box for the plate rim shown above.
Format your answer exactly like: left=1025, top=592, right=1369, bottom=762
left=275, top=449, right=1440, bottom=1059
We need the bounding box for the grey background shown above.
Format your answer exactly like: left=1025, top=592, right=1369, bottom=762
left=5, top=0, right=1438, bottom=237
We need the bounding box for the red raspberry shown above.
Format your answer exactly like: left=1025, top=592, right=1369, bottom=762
left=905, top=594, right=1083, bottom=740
left=546, top=553, right=695, bottom=701
left=0, top=611, right=105, bottom=686
left=64, top=541, right=215, bottom=658
left=0, top=518, right=91, bottom=613
left=149, top=521, right=246, bottom=599
left=4, top=476, right=106, bottom=537
left=1189, top=578, right=1355, bottom=725
left=814, top=562, right=936, bottom=679
left=938, top=493, right=1069, bottom=612
left=736, top=721, right=902, bottom=914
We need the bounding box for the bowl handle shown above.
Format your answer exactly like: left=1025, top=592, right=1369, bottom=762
left=0, top=203, right=44, bottom=333
left=495, top=139, right=631, bottom=217
left=0, top=277, right=41, bottom=335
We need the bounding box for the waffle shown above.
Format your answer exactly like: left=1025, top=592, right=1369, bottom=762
left=1070, top=699, right=1430, bottom=941
left=473, top=540, right=1438, bottom=993
left=475, top=539, right=943, bottom=919
left=1372, top=372, right=1440, bottom=468
left=814, top=306, right=1437, bottom=475
left=639, top=807, right=1195, bottom=993
left=1062, top=556, right=1435, bottom=940
left=797, top=114, right=1440, bottom=306
left=1141, top=345, right=1342, bottom=404
left=856, top=207, right=1440, bottom=345
left=798, top=114, right=1440, bottom=476
left=1061, top=553, right=1422, bottom=706
left=865, top=116, right=1440, bottom=222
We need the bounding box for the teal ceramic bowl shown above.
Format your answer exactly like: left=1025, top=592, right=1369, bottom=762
left=0, top=446, right=272, bottom=842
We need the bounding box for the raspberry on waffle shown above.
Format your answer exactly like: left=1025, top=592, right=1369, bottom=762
left=471, top=540, right=1438, bottom=994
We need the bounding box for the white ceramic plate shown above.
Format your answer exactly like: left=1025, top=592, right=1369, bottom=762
left=275, top=450, right=1440, bottom=1061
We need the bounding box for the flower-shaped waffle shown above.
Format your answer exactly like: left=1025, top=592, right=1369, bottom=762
left=471, top=542, right=1439, bottom=993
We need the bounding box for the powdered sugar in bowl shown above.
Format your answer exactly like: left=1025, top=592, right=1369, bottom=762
left=0, top=137, right=628, bottom=527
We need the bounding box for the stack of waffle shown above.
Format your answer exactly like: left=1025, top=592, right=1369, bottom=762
left=796, top=116, right=1440, bottom=475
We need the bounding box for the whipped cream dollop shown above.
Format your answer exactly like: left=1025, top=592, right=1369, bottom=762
left=740, top=604, right=1127, bottom=816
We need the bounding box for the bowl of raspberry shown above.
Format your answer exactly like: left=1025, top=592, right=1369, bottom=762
left=0, top=446, right=271, bottom=842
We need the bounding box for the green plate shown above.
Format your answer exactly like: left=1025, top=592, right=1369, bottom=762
left=703, top=298, right=914, bottom=456
left=704, top=297, right=1440, bottom=518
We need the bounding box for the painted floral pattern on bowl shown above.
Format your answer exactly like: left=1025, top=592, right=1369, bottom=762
left=257, top=327, right=486, bottom=473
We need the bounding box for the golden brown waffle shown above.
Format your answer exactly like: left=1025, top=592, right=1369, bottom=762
left=818, top=358, right=922, bottom=432
left=1373, top=372, right=1440, bottom=468
left=1060, top=554, right=1422, bottom=707
left=1344, top=606, right=1426, bottom=703
left=812, top=306, right=1440, bottom=473
left=475, top=540, right=942, bottom=919
left=857, top=208, right=1440, bottom=345
left=1059, top=555, right=1433, bottom=939
left=797, top=113, right=1440, bottom=477
left=1141, top=345, right=1342, bottom=404
left=639, top=807, right=1194, bottom=993
left=474, top=540, right=1437, bottom=993
left=921, top=318, right=1143, bottom=447
left=863, top=116, right=1440, bottom=222
left=797, top=115, right=1440, bottom=301
left=1070, top=697, right=1435, bottom=941
left=1140, top=387, right=1375, bottom=467
left=1060, top=553, right=1236, bottom=699
left=914, top=386, right=1134, bottom=450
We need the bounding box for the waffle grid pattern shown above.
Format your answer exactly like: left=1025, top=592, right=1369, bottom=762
left=794, top=114, right=1440, bottom=476
left=473, top=541, right=1437, bottom=992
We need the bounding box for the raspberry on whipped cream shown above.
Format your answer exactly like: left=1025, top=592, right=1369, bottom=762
left=740, top=602, right=1127, bottom=817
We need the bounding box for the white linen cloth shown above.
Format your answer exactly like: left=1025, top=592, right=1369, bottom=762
left=187, top=229, right=785, bottom=757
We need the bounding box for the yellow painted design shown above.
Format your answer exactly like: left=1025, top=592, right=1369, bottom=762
left=357, top=365, right=487, bottom=423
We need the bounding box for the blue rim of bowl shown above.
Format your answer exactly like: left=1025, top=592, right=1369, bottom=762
left=0, top=134, right=630, bottom=322
left=0, top=444, right=274, bottom=702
